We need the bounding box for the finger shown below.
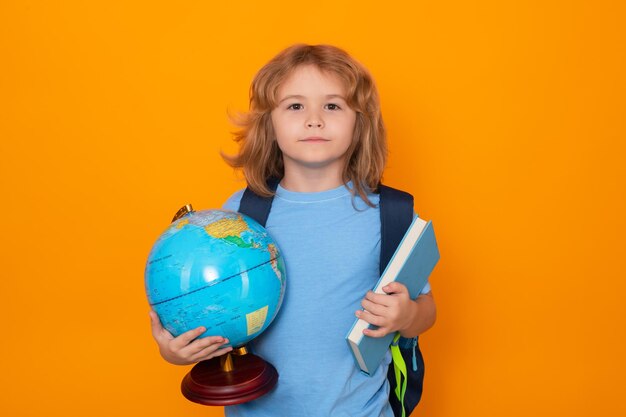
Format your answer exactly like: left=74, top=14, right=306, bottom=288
left=191, top=344, right=233, bottom=362
left=150, top=310, right=175, bottom=342
left=360, top=299, right=387, bottom=316
left=171, top=326, right=206, bottom=349
left=356, top=309, right=386, bottom=328
left=179, top=336, right=227, bottom=358
left=364, top=291, right=394, bottom=307
left=149, top=310, right=161, bottom=332
left=149, top=311, right=166, bottom=337
left=184, top=336, right=229, bottom=357
left=382, top=282, right=409, bottom=295
left=186, top=335, right=228, bottom=353
left=363, top=326, right=392, bottom=338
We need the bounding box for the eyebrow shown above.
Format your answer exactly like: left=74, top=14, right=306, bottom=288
left=278, top=94, right=346, bottom=104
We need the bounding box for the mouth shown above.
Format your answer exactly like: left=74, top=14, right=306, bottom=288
left=299, top=137, right=330, bottom=142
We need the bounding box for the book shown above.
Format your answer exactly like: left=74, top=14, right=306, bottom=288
left=345, top=217, right=440, bottom=375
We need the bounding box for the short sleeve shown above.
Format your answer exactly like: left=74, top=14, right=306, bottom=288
left=221, top=189, right=245, bottom=211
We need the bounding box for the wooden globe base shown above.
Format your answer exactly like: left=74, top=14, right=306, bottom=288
left=181, top=349, right=278, bottom=406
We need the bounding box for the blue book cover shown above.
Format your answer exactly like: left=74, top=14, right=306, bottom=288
left=345, top=218, right=440, bottom=375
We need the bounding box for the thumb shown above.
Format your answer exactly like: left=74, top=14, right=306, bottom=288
left=149, top=310, right=171, bottom=340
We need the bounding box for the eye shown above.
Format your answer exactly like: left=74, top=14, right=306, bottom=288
left=325, top=103, right=341, bottom=111
left=287, top=103, right=303, bottom=110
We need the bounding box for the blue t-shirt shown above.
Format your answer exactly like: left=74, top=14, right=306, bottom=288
left=222, top=182, right=430, bottom=417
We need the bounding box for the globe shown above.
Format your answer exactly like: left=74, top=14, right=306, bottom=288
left=145, top=208, right=286, bottom=348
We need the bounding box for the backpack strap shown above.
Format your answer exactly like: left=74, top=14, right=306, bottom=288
left=378, top=184, right=414, bottom=274
left=378, top=184, right=424, bottom=417
left=390, top=333, right=409, bottom=417
left=237, top=178, right=280, bottom=227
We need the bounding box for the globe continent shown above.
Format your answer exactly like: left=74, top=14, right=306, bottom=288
left=145, top=209, right=286, bottom=348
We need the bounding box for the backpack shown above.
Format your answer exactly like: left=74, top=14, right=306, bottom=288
left=238, top=179, right=425, bottom=417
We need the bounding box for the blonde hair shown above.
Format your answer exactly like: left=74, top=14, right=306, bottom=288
left=222, top=44, right=387, bottom=206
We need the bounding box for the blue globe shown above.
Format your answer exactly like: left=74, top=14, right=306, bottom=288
left=145, top=208, right=286, bottom=348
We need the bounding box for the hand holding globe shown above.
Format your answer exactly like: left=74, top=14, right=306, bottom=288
left=149, top=311, right=233, bottom=365
left=145, top=205, right=286, bottom=405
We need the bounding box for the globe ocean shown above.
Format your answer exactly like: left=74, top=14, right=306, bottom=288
left=145, top=209, right=286, bottom=348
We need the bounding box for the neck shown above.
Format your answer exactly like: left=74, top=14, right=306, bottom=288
left=280, top=163, right=345, bottom=193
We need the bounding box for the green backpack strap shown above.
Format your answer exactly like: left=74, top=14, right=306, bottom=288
left=390, top=333, right=408, bottom=417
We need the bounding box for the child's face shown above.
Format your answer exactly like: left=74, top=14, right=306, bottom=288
left=271, top=64, right=357, bottom=174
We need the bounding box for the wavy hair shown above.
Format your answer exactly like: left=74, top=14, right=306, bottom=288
left=222, top=44, right=387, bottom=206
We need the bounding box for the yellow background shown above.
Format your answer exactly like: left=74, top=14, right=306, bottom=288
left=1, top=1, right=625, bottom=415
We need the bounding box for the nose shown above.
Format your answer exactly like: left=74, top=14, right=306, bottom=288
left=306, top=113, right=324, bottom=128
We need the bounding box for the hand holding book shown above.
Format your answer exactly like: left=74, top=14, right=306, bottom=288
left=345, top=218, right=440, bottom=375
left=356, top=282, right=419, bottom=338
